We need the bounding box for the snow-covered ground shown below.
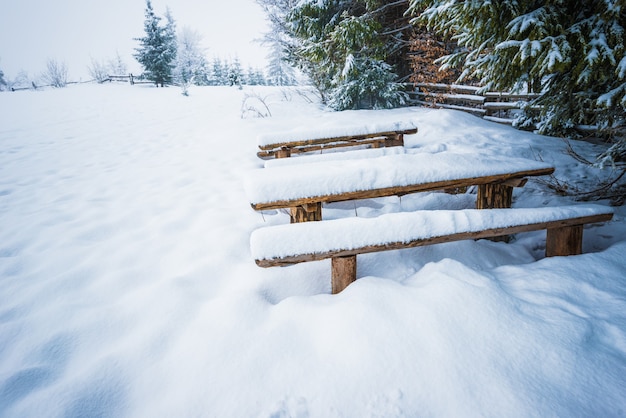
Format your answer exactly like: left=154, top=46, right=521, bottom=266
left=1, top=84, right=625, bottom=417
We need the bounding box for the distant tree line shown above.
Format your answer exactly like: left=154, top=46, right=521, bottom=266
left=0, top=57, right=71, bottom=91
left=133, top=0, right=296, bottom=93
left=0, top=0, right=297, bottom=92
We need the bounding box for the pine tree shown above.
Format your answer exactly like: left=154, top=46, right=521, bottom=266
left=256, top=0, right=300, bottom=63
left=328, top=56, right=407, bottom=110
left=192, top=59, right=211, bottom=86
left=210, top=58, right=226, bottom=85
left=134, top=0, right=177, bottom=87
left=255, top=69, right=267, bottom=85
left=163, top=7, right=178, bottom=74
left=266, top=44, right=297, bottom=86
left=175, top=27, right=209, bottom=88
left=258, top=0, right=411, bottom=110
left=408, top=0, right=626, bottom=148
left=321, top=9, right=408, bottom=109
left=245, top=66, right=258, bottom=85
left=228, top=57, right=243, bottom=88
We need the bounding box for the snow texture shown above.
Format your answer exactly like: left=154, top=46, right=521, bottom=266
left=256, top=114, right=418, bottom=147
left=1, top=84, right=625, bottom=418
left=263, top=145, right=406, bottom=168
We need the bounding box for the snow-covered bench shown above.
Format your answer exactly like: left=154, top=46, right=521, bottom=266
left=244, top=153, right=556, bottom=222
left=251, top=205, right=614, bottom=293
left=256, top=121, right=418, bottom=159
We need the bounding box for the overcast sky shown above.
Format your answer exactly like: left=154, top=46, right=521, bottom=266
left=0, top=0, right=271, bottom=80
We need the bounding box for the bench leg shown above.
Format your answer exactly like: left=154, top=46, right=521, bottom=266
left=546, top=225, right=583, bottom=257
left=477, top=183, right=514, bottom=242
left=290, top=203, right=322, bottom=223
left=276, top=147, right=291, bottom=158
left=477, top=183, right=513, bottom=209
left=384, top=133, right=404, bottom=147
left=332, top=255, right=357, bottom=294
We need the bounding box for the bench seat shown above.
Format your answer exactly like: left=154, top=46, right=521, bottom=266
left=251, top=205, right=614, bottom=293
left=257, top=120, right=418, bottom=159
left=244, top=153, right=555, bottom=221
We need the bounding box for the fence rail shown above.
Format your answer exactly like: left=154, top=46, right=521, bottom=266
left=104, top=74, right=153, bottom=85
left=407, top=82, right=541, bottom=125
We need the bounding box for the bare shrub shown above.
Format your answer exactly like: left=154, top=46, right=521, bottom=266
left=241, top=92, right=272, bottom=118
left=41, top=59, right=68, bottom=88
left=108, top=51, right=127, bottom=75
left=88, top=57, right=110, bottom=83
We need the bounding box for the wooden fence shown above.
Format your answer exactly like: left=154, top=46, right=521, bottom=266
left=105, top=74, right=153, bottom=85
left=407, top=83, right=541, bottom=125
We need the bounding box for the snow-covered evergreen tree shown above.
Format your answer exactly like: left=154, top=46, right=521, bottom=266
left=408, top=0, right=625, bottom=159
left=175, top=27, right=209, bottom=90
left=329, top=56, right=407, bottom=110
left=254, top=69, right=266, bottom=85
left=266, top=44, right=297, bottom=86
left=210, top=58, right=227, bottom=86
left=245, top=66, right=268, bottom=86
left=133, top=0, right=177, bottom=87
left=258, top=0, right=410, bottom=109
left=192, top=59, right=211, bottom=86
left=228, top=57, right=243, bottom=88
left=245, top=66, right=258, bottom=85
left=163, top=7, right=178, bottom=72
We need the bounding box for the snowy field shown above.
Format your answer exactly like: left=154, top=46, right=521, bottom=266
left=1, top=84, right=625, bottom=417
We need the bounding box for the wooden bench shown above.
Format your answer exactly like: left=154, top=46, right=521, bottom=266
left=244, top=153, right=555, bottom=223
left=256, top=121, right=418, bottom=159
left=250, top=205, right=614, bottom=293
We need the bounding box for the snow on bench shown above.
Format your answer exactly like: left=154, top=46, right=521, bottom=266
left=256, top=120, right=418, bottom=159
left=263, top=146, right=407, bottom=168
left=251, top=205, right=614, bottom=293
left=244, top=153, right=555, bottom=222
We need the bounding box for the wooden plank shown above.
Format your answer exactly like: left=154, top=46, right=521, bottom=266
left=412, top=91, right=486, bottom=104
left=331, top=256, right=357, bottom=293
left=410, top=100, right=488, bottom=115
left=483, top=92, right=541, bottom=100
left=414, top=82, right=481, bottom=94
left=502, top=178, right=528, bottom=188
left=250, top=167, right=555, bottom=211
left=257, top=137, right=392, bottom=159
left=483, top=102, right=524, bottom=111
left=254, top=212, right=613, bottom=267
left=258, top=128, right=418, bottom=151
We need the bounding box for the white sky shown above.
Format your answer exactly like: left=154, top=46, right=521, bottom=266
left=0, top=0, right=271, bottom=80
